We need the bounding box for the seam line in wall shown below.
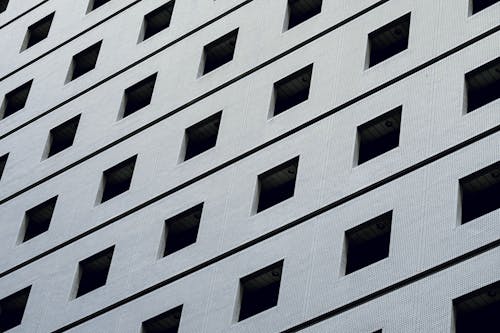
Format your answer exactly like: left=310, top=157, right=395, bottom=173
left=0, top=0, right=385, bottom=140
left=0, top=0, right=49, bottom=31
left=50, top=129, right=500, bottom=331
left=0, top=0, right=146, bottom=82
left=0, top=24, right=498, bottom=279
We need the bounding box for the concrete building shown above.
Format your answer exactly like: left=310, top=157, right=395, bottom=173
left=0, top=0, right=499, bottom=332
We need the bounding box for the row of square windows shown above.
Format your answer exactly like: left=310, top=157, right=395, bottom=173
left=1, top=0, right=499, bottom=121
left=0, top=195, right=499, bottom=332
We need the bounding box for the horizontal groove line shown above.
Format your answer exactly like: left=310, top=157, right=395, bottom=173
left=0, top=0, right=49, bottom=31
left=0, top=19, right=497, bottom=279
left=282, top=238, right=500, bottom=333
left=0, top=0, right=255, bottom=139
left=51, top=126, right=500, bottom=332
left=0, top=0, right=145, bottom=82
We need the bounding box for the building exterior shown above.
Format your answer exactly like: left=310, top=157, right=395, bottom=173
left=0, top=0, right=499, bottom=332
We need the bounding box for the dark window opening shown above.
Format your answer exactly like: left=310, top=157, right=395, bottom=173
left=22, top=196, right=57, bottom=242
left=0, top=153, right=7, bottom=181
left=356, top=106, right=402, bottom=165
left=256, top=157, right=299, bottom=213
left=100, top=156, right=137, bottom=203
left=89, top=0, right=111, bottom=12
left=142, top=305, right=183, bottom=333
left=142, top=1, right=175, bottom=41
left=201, top=29, right=238, bottom=75
left=1, top=80, right=33, bottom=119
left=0, top=286, right=31, bottom=332
left=122, top=74, right=157, bottom=118
left=454, top=280, right=500, bottom=333
left=0, top=0, right=8, bottom=14
left=367, top=13, right=411, bottom=68
left=238, top=260, right=283, bottom=321
left=460, top=161, right=500, bottom=224
left=68, top=41, right=102, bottom=81
left=344, top=211, right=392, bottom=275
left=286, top=0, right=322, bottom=30
left=163, top=204, right=203, bottom=256
left=272, top=64, right=313, bottom=116
left=465, top=57, right=500, bottom=113
left=22, top=12, right=54, bottom=51
left=75, top=246, right=114, bottom=298
left=46, top=115, right=80, bottom=158
left=471, top=0, right=499, bottom=14
left=183, top=112, right=221, bottom=161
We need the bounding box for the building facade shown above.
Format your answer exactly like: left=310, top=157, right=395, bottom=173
left=0, top=0, right=499, bottom=332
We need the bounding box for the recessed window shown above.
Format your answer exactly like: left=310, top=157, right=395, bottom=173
left=356, top=106, right=402, bottom=165
left=344, top=211, right=392, bottom=275
left=142, top=305, right=182, bottom=333
left=465, top=57, right=500, bottom=113
left=141, top=1, right=175, bottom=41
left=0, top=0, right=8, bottom=14
left=75, top=246, right=114, bottom=298
left=272, top=64, right=313, bottom=117
left=45, top=115, right=80, bottom=158
left=200, top=29, right=238, bottom=75
left=88, top=0, right=111, bottom=12
left=460, top=161, right=500, bottom=224
left=238, top=260, right=283, bottom=321
left=121, top=74, right=157, bottom=118
left=367, top=13, right=411, bottom=68
left=471, top=0, right=499, bottom=14
left=0, top=153, right=7, bottom=181
left=99, top=155, right=137, bottom=203
left=21, top=196, right=57, bottom=243
left=21, top=12, right=54, bottom=51
left=163, top=204, right=203, bottom=257
left=183, top=111, right=222, bottom=161
left=256, top=157, right=299, bottom=213
left=285, top=0, right=322, bottom=30
left=1, top=80, right=33, bottom=119
left=453, top=280, right=500, bottom=333
left=0, top=286, right=31, bottom=331
left=67, top=41, right=102, bottom=82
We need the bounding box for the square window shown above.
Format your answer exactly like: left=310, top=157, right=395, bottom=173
left=272, top=64, right=313, bottom=117
left=459, top=161, right=500, bottom=224
left=163, top=204, right=203, bottom=257
left=99, top=155, right=137, bottom=203
left=200, top=29, right=238, bottom=75
left=121, top=74, right=157, bottom=118
left=453, top=280, right=500, bottom=333
left=22, top=12, right=54, bottom=51
left=256, top=157, right=299, bottom=213
left=75, top=246, right=114, bottom=298
left=45, top=115, right=80, bottom=158
left=356, top=106, right=402, bottom=165
left=367, top=13, right=411, bottom=68
left=0, top=286, right=31, bottom=332
left=465, top=57, right=500, bottom=113
left=141, top=1, right=175, bottom=41
left=0, top=153, right=8, bottom=181
left=183, top=111, right=222, bottom=161
left=21, top=196, right=57, bottom=243
left=471, top=0, right=499, bottom=14
left=344, top=211, right=392, bottom=275
left=67, top=41, right=102, bottom=82
left=0, top=0, right=8, bottom=14
left=1, top=80, right=33, bottom=119
left=285, top=0, right=322, bottom=30
left=142, top=305, right=182, bottom=333
left=238, top=260, right=283, bottom=321
left=88, top=0, right=111, bottom=12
